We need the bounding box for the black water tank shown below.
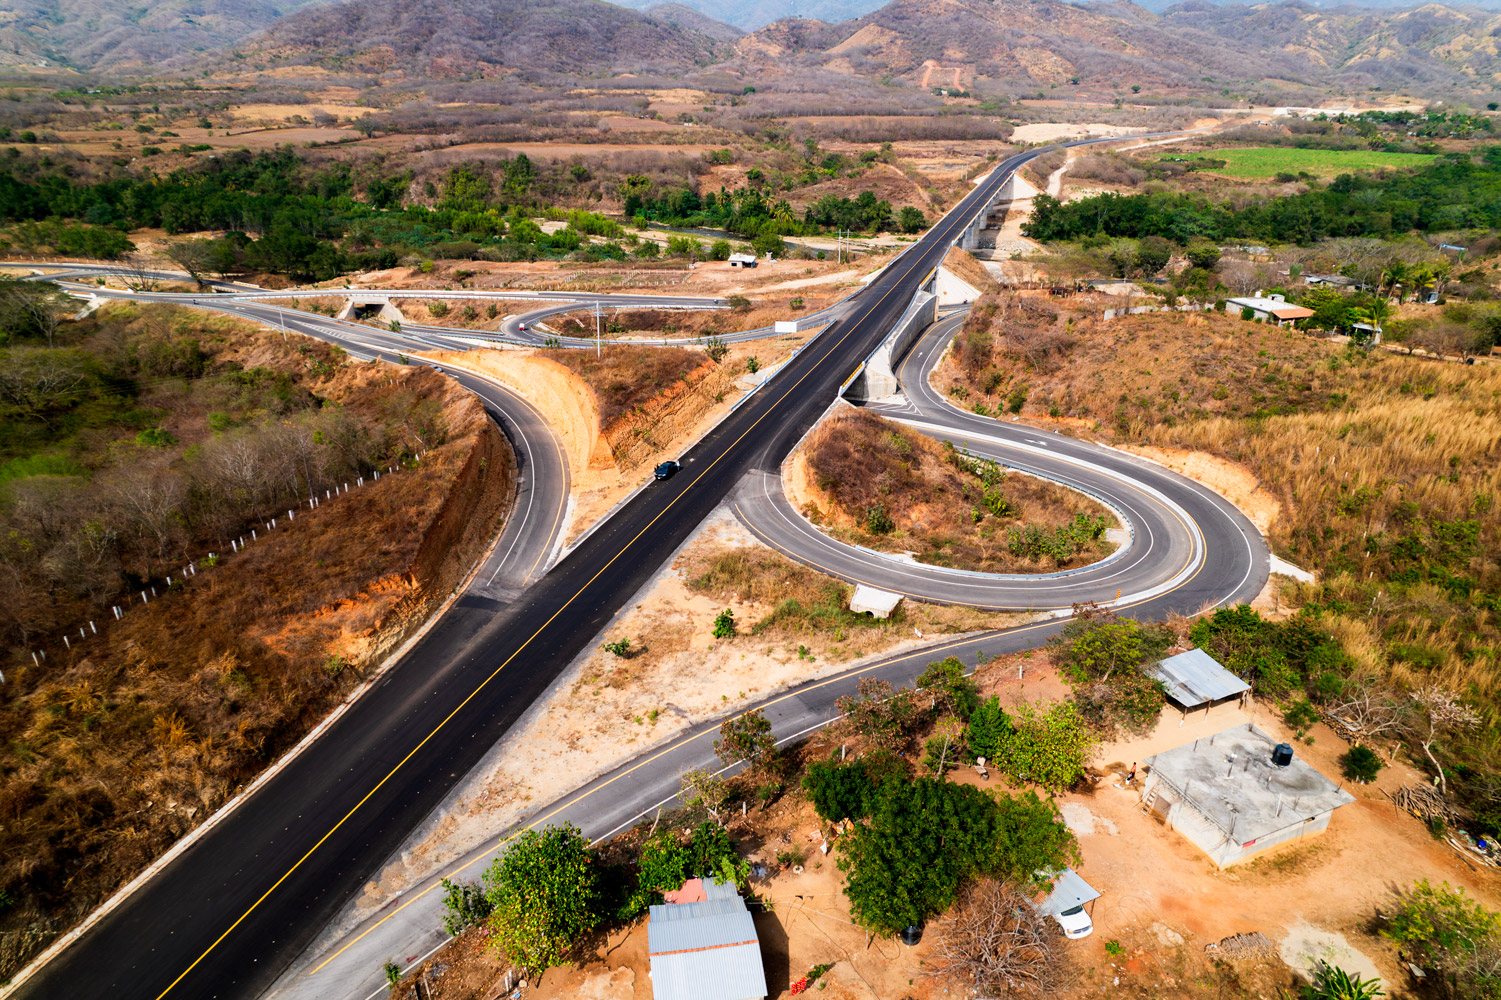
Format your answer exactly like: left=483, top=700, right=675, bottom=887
left=900, top=924, right=923, bottom=946
left=1272, top=743, right=1294, bottom=767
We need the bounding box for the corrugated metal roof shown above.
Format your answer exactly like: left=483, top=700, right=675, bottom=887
left=1149, top=649, right=1250, bottom=708
left=649, top=897, right=751, bottom=952
left=648, top=880, right=766, bottom=1000
left=1035, top=867, right=1101, bottom=917
left=651, top=941, right=767, bottom=1000
left=703, top=877, right=740, bottom=901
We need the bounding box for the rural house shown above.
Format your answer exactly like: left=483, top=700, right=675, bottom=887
left=1226, top=294, right=1316, bottom=326
left=1141, top=724, right=1354, bottom=867
left=648, top=877, right=767, bottom=1000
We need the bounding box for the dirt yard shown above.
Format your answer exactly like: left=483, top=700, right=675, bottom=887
left=388, top=644, right=1501, bottom=1000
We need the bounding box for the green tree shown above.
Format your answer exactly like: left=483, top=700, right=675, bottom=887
left=715, top=709, right=778, bottom=774
left=440, top=877, right=494, bottom=936
left=1051, top=611, right=1154, bottom=682
left=803, top=759, right=881, bottom=822
left=709, top=238, right=732, bottom=260
left=1339, top=745, right=1383, bottom=783
left=482, top=824, right=602, bottom=974
left=839, top=779, right=1075, bottom=935
left=623, top=822, right=747, bottom=918
left=1185, top=241, right=1222, bottom=270
left=898, top=206, right=928, bottom=233
left=836, top=678, right=922, bottom=752
left=997, top=701, right=1094, bottom=790
left=751, top=232, right=786, bottom=258
left=965, top=695, right=1011, bottom=763
left=1134, top=236, right=1172, bottom=275
left=917, top=656, right=980, bottom=719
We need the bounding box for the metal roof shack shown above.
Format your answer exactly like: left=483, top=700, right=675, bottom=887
left=648, top=878, right=767, bottom=1000
left=1034, top=867, right=1101, bottom=917
left=1148, top=649, right=1250, bottom=710
left=727, top=253, right=758, bottom=268
left=1141, top=724, right=1354, bottom=867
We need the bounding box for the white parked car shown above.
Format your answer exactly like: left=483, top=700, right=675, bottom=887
left=1052, top=903, right=1094, bottom=939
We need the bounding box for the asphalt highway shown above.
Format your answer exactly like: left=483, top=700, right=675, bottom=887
left=8, top=143, right=1079, bottom=1000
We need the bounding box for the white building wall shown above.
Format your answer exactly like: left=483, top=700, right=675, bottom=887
left=1144, top=776, right=1337, bottom=868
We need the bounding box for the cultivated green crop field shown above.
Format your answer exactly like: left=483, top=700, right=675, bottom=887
left=1181, top=147, right=1438, bottom=180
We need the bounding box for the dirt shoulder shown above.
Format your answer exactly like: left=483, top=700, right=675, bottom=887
left=0, top=315, right=513, bottom=980
left=346, top=509, right=1027, bottom=929
left=792, top=407, right=1119, bottom=574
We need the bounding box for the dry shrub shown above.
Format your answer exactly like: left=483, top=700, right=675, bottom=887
left=925, top=879, right=1073, bottom=998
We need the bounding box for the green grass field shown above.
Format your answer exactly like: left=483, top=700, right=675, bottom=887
left=1180, top=147, right=1438, bottom=180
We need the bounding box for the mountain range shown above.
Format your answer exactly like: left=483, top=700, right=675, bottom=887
left=4, top=0, right=1501, bottom=101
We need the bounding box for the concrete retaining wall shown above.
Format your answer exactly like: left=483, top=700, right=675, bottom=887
left=843, top=274, right=938, bottom=401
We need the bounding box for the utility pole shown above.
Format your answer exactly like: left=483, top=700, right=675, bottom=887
left=594, top=301, right=602, bottom=357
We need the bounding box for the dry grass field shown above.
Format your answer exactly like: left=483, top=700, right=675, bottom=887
left=940, top=293, right=1501, bottom=774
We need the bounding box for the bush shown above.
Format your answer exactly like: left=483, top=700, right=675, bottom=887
left=1340, top=745, right=1384, bottom=783
left=440, top=878, right=493, bottom=936
left=602, top=637, right=632, bottom=657
left=864, top=503, right=895, bottom=534
left=715, top=708, right=778, bottom=773
left=966, top=695, right=1011, bottom=763
left=916, top=656, right=980, bottom=719
left=996, top=701, right=1093, bottom=790
left=1383, top=880, right=1500, bottom=999
left=712, top=607, right=736, bottom=638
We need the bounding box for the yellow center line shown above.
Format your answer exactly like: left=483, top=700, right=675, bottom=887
left=154, top=193, right=954, bottom=999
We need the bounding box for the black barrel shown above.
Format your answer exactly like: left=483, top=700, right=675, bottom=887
left=900, top=924, right=923, bottom=946
left=1272, top=743, right=1294, bottom=767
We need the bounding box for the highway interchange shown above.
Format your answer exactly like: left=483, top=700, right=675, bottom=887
left=5, top=133, right=1266, bottom=1000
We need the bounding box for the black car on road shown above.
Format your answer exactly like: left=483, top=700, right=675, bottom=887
left=654, top=461, right=680, bottom=481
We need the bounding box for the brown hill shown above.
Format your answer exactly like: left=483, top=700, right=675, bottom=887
left=0, top=0, right=329, bottom=71
left=230, top=0, right=732, bottom=78
left=1159, top=1, right=1501, bottom=90
left=730, top=0, right=1501, bottom=97
left=735, top=0, right=1317, bottom=93
left=643, top=2, right=746, bottom=40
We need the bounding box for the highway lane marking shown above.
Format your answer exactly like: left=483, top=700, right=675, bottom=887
left=296, top=153, right=1042, bottom=981
left=308, top=510, right=1232, bottom=987
left=154, top=154, right=1005, bottom=1000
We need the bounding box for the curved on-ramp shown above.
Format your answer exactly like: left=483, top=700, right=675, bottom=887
left=734, top=310, right=1268, bottom=613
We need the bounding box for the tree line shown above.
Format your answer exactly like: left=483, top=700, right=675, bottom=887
left=1024, top=147, right=1501, bottom=245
